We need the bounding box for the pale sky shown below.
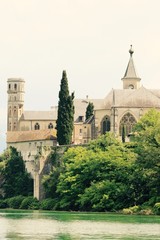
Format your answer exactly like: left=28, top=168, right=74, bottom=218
left=1, top=0, right=160, bottom=152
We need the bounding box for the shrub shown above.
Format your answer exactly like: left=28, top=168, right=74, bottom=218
left=139, top=208, right=153, bottom=215
left=153, top=202, right=160, bottom=215
left=0, top=199, right=8, bottom=209
left=29, top=199, right=39, bottom=210
left=20, top=196, right=39, bottom=209
left=40, top=198, right=56, bottom=210
left=122, top=208, right=133, bottom=214
left=7, top=196, right=25, bottom=209
left=129, top=205, right=140, bottom=213
left=122, top=206, right=140, bottom=214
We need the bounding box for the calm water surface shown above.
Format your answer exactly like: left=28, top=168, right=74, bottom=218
left=0, top=210, right=160, bottom=240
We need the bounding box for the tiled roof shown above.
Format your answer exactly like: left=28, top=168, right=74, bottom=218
left=116, top=86, right=160, bottom=108
left=21, top=110, right=57, bottom=120
left=74, top=98, right=105, bottom=121
left=7, top=129, right=57, bottom=143
left=104, top=86, right=160, bottom=108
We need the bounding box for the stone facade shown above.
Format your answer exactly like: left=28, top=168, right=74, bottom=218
left=7, top=46, right=160, bottom=146
left=6, top=45, right=160, bottom=199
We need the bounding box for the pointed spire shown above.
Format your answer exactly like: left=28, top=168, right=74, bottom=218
left=121, top=45, right=141, bottom=89
left=123, top=45, right=138, bottom=78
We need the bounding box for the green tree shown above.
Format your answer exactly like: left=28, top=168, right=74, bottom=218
left=55, top=133, right=136, bottom=211
left=56, top=70, right=74, bottom=145
left=130, top=109, right=160, bottom=205
left=2, top=147, right=33, bottom=198
left=85, top=102, right=94, bottom=120
left=122, top=125, right=126, bottom=143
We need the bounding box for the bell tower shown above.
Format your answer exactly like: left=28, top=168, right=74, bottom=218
left=121, top=45, right=141, bottom=89
left=7, top=78, right=25, bottom=131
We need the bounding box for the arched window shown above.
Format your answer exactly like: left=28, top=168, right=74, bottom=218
left=101, top=116, right=110, bottom=134
left=9, top=107, right=12, bottom=116
left=14, top=84, right=17, bottom=90
left=8, top=84, right=11, bottom=90
left=35, top=123, right=40, bottom=130
left=48, top=123, right=53, bottom=129
left=119, top=113, right=136, bottom=136
left=13, top=122, right=16, bottom=130
left=13, top=106, right=16, bottom=116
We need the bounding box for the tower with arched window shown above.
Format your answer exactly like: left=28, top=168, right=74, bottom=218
left=7, top=78, right=25, bottom=131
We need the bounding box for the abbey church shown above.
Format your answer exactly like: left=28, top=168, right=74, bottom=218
left=7, top=46, right=160, bottom=171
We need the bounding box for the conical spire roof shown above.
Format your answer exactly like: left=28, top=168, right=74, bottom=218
left=123, top=45, right=139, bottom=78
left=122, top=45, right=141, bottom=89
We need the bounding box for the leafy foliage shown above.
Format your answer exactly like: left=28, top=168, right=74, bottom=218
left=7, top=195, right=25, bottom=209
left=40, top=198, right=56, bottom=210
left=130, top=109, right=160, bottom=205
left=85, top=102, right=94, bottom=120
left=56, top=70, right=74, bottom=145
left=20, top=196, right=39, bottom=209
left=43, top=133, right=136, bottom=211
left=1, top=147, right=33, bottom=198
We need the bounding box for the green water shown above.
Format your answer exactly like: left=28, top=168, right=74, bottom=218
left=0, top=210, right=160, bottom=240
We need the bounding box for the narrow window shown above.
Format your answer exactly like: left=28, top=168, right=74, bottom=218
left=13, top=122, right=16, bottom=130
left=35, top=123, right=40, bottom=130
left=14, top=84, right=17, bottom=90
left=13, top=106, right=16, bottom=116
left=48, top=123, right=53, bottom=129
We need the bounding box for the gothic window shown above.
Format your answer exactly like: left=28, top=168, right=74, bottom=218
left=102, top=116, right=110, bottom=134
left=119, top=113, right=136, bottom=136
left=9, top=84, right=11, bottom=90
left=48, top=123, right=53, bottom=129
left=35, top=123, right=40, bottom=130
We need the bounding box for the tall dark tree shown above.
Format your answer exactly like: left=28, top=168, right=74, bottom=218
left=85, top=102, right=94, bottom=120
left=56, top=70, right=74, bottom=145
left=122, top=125, right=126, bottom=143
left=2, top=147, right=33, bottom=198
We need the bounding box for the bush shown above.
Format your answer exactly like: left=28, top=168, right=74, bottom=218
left=122, top=206, right=140, bottom=214
left=122, top=208, right=133, bottom=214
left=40, top=198, right=56, bottom=210
left=0, top=199, right=8, bottom=209
left=20, top=196, right=39, bottom=209
left=153, top=202, right=160, bottom=215
left=139, top=208, right=153, bottom=215
left=7, top=196, right=25, bottom=209
left=29, top=199, right=39, bottom=210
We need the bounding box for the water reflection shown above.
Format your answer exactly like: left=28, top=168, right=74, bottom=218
left=0, top=210, right=160, bottom=240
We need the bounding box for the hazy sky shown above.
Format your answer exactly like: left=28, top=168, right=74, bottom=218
left=1, top=0, right=160, bottom=152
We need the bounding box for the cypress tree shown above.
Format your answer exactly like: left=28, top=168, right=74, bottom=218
left=56, top=70, right=74, bottom=145
left=85, top=102, right=94, bottom=120
left=122, top=125, right=126, bottom=143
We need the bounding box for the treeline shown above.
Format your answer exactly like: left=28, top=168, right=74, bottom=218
left=42, top=109, right=160, bottom=214
left=0, top=109, right=160, bottom=214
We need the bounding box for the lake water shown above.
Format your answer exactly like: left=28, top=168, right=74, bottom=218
left=0, top=210, right=160, bottom=239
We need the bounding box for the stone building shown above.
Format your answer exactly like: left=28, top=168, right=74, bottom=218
left=7, top=46, right=160, bottom=147
left=6, top=45, right=160, bottom=199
